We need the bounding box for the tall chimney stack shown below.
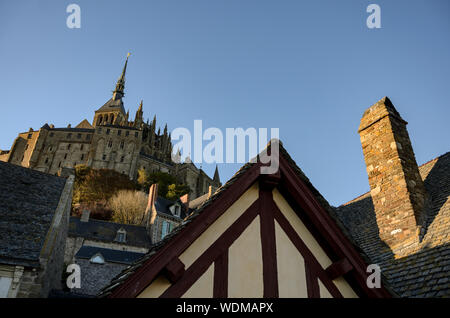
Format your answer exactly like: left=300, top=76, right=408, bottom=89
left=144, top=184, right=159, bottom=234
left=358, top=97, right=427, bottom=251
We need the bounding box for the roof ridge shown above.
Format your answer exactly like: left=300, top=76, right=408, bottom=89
left=0, top=160, right=65, bottom=180
left=71, top=216, right=147, bottom=229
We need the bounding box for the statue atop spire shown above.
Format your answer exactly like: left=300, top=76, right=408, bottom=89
left=112, top=53, right=131, bottom=101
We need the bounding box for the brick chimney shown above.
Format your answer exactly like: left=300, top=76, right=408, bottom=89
left=358, top=97, right=427, bottom=250
left=144, top=184, right=158, bottom=233
left=81, top=209, right=90, bottom=222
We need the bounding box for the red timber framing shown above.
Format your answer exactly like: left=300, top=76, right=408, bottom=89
left=108, top=145, right=391, bottom=298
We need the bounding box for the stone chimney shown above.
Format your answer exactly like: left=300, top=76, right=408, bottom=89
left=81, top=210, right=90, bottom=222
left=358, top=97, right=427, bottom=250
left=208, top=185, right=213, bottom=198
left=144, top=184, right=159, bottom=233
left=180, top=193, right=189, bottom=210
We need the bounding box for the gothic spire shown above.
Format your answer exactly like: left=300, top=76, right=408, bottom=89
left=112, top=53, right=130, bottom=101
left=213, top=165, right=220, bottom=183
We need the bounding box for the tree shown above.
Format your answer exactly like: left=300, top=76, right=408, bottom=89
left=166, top=183, right=191, bottom=201
left=137, top=169, right=191, bottom=200
left=108, top=190, right=148, bottom=225
left=72, top=165, right=138, bottom=220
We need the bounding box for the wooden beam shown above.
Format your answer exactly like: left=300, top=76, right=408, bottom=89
left=325, top=258, right=353, bottom=280
left=213, top=250, right=228, bottom=298
left=163, top=257, right=185, bottom=284
left=160, top=200, right=260, bottom=298
left=109, top=163, right=262, bottom=298
left=259, top=188, right=279, bottom=298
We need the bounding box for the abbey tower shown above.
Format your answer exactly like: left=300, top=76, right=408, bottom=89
left=0, top=55, right=220, bottom=199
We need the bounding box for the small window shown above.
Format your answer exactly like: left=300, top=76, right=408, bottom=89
left=115, top=228, right=127, bottom=243
left=45, top=158, right=49, bottom=164
left=81, top=154, right=84, bottom=160
left=68, top=144, right=71, bottom=150
left=125, top=131, right=129, bottom=137
left=27, top=134, right=32, bottom=139
left=120, top=141, right=124, bottom=149
left=80, top=144, right=84, bottom=151
left=108, top=140, right=113, bottom=148
left=134, top=132, right=138, bottom=137
left=67, top=133, right=72, bottom=139
left=49, top=132, right=54, bottom=137
left=86, top=134, right=91, bottom=140
left=161, top=221, right=171, bottom=239
left=120, top=156, right=124, bottom=163
left=90, top=253, right=105, bottom=264
left=102, top=154, right=106, bottom=161
left=174, top=205, right=181, bottom=217
left=77, top=133, right=81, bottom=139
left=106, top=129, right=110, bottom=135
left=118, top=130, right=122, bottom=136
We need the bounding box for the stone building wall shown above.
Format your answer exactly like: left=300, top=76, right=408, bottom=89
left=89, top=125, right=142, bottom=179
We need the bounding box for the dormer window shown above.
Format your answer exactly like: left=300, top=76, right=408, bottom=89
left=90, top=253, right=105, bottom=264
left=174, top=205, right=181, bottom=218
left=115, top=228, right=127, bottom=243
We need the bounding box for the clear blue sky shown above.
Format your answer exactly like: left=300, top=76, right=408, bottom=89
left=0, top=0, right=448, bottom=206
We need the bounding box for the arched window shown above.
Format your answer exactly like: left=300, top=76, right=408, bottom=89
left=104, top=114, right=108, bottom=123
left=98, top=115, right=103, bottom=125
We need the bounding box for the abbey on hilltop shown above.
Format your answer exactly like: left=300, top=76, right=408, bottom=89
left=0, top=55, right=221, bottom=199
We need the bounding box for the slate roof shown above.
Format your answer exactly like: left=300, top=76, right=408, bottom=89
left=155, top=197, right=186, bottom=219
left=99, top=141, right=449, bottom=298
left=0, top=161, right=67, bottom=268
left=69, top=217, right=151, bottom=248
left=335, top=152, right=450, bottom=297
left=96, top=97, right=126, bottom=115
left=75, top=246, right=145, bottom=265
left=75, top=119, right=94, bottom=129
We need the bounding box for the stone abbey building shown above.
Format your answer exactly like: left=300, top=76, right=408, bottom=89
left=0, top=55, right=220, bottom=199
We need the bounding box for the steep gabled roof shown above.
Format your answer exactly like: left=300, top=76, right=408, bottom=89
left=69, top=217, right=151, bottom=248
left=76, top=246, right=145, bottom=265
left=99, top=141, right=390, bottom=298
left=0, top=161, right=67, bottom=267
left=75, top=119, right=94, bottom=129
left=95, top=97, right=126, bottom=115
left=335, top=152, right=450, bottom=297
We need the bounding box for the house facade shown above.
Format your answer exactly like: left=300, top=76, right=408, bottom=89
left=99, top=97, right=449, bottom=298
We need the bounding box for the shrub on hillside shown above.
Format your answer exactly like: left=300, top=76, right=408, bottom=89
left=73, top=165, right=137, bottom=205
left=108, top=190, right=148, bottom=225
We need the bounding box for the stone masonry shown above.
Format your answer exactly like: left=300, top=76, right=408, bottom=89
left=358, top=97, right=427, bottom=251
